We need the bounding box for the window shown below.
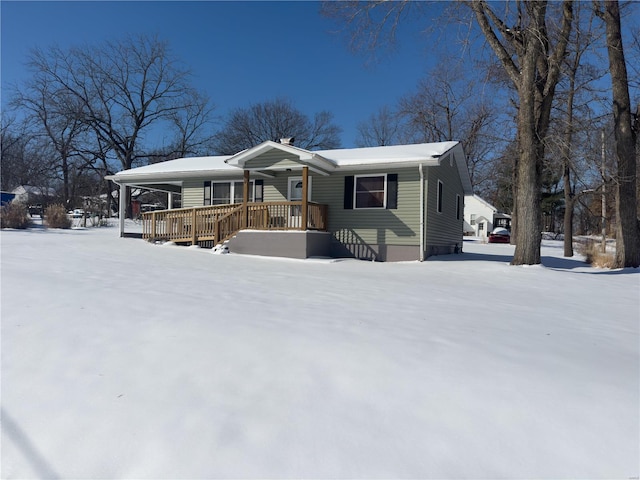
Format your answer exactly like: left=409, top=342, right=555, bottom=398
left=204, top=180, right=255, bottom=205
left=437, top=180, right=443, bottom=214
left=470, top=214, right=476, bottom=225
left=355, top=175, right=385, bottom=208
left=344, top=174, right=397, bottom=210
left=456, top=194, right=461, bottom=220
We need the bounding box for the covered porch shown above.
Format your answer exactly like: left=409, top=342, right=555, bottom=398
left=112, top=164, right=328, bottom=247
left=141, top=199, right=328, bottom=246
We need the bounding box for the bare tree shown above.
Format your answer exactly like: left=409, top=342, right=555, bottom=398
left=213, top=98, right=341, bottom=154
left=25, top=35, right=207, bottom=216
left=12, top=73, right=89, bottom=207
left=166, top=89, right=216, bottom=158
left=397, top=65, right=504, bottom=193
left=595, top=0, right=640, bottom=267
left=551, top=2, right=606, bottom=256
left=469, top=1, right=573, bottom=265
left=355, top=105, right=401, bottom=147
left=1, top=115, right=54, bottom=193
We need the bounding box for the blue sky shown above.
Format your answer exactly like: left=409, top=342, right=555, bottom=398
left=1, top=1, right=455, bottom=148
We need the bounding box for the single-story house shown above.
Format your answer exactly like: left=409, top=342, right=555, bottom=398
left=107, top=140, right=472, bottom=262
left=11, top=185, right=57, bottom=205
left=463, top=194, right=511, bottom=238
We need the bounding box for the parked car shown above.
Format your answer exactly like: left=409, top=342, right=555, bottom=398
left=28, top=204, right=43, bottom=217
left=488, top=227, right=511, bottom=244
left=69, top=209, right=85, bottom=218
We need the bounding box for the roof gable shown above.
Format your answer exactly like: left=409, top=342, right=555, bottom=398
left=225, top=141, right=335, bottom=174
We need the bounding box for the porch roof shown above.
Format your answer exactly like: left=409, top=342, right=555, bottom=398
left=107, top=156, right=234, bottom=184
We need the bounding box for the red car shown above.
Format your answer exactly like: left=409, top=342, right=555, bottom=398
left=488, top=227, right=511, bottom=243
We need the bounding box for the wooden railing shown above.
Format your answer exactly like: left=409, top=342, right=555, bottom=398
left=142, top=201, right=328, bottom=245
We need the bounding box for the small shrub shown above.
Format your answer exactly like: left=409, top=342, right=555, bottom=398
left=578, top=240, right=616, bottom=268
left=0, top=203, right=31, bottom=229
left=45, top=204, right=72, bottom=229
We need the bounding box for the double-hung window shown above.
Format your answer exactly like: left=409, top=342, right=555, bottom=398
left=355, top=174, right=386, bottom=209
left=204, top=180, right=257, bottom=205
left=343, top=174, right=398, bottom=210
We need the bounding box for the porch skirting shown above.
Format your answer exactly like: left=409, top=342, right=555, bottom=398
left=227, top=231, right=462, bottom=262
left=227, top=230, right=332, bottom=259
left=330, top=241, right=462, bottom=262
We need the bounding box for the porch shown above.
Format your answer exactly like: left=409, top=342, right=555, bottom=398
left=141, top=201, right=328, bottom=246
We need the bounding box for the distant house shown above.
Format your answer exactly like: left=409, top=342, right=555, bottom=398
left=463, top=194, right=511, bottom=238
left=107, top=140, right=473, bottom=262
left=11, top=185, right=56, bottom=205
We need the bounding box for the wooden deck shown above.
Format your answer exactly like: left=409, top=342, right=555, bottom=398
left=141, top=201, right=328, bottom=245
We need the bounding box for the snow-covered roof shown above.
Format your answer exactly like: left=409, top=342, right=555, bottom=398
left=108, top=141, right=472, bottom=194
left=108, top=155, right=234, bottom=183
left=465, top=194, right=498, bottom=213
left=315, top=141, right=459, bottom=167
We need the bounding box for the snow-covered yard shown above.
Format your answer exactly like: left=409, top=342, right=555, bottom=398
left=1, top=224, right=638, bottom=479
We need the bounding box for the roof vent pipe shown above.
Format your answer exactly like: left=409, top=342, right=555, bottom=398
left=279, top=137, right=294, bottom=146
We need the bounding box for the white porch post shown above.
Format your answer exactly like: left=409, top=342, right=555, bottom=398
left=168, top=192, right=174, bottom=210
left=118, top=183, right=126, bottom=237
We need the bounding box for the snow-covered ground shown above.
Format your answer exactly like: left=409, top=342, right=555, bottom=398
left=1, top=224, right=638, bottom=479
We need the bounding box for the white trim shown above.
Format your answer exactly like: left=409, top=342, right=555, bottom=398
left=118, top=184, right=126, bottom=236
left=419, top=165, right=425, bottom=262
left=353, top=173, right=387, bottom=210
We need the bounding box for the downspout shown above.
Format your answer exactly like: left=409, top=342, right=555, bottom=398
left=419, top=164, right=425, bottom=262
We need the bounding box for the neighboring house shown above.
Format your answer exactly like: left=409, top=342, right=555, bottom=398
left=463, top=194, right=511, bottom=238
left=107, top=140, right=473, bottom=262
left=11, top=185, right=56, bottom=205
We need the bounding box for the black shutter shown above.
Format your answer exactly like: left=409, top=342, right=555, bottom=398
left=386, top=174, right=398, bottom=209
left=255, top=179, right=264, bottom=202
left=344, top=176, right=354, bottom=209
left=204, top=181, right=211, bottom=205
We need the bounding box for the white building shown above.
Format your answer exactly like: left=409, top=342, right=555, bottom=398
left=463, top=194, right=511, bottom=238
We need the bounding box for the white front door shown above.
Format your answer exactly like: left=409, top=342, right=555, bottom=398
left=288, top=176, right=311, bottom=228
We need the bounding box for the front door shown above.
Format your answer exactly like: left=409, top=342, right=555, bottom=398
left=287, top=176, right=311, bottom=228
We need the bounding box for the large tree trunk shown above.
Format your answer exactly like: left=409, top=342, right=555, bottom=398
left=602, top=0, right=640, bottom=267
left=470, top=0, right=572, bottom=265
left=512, top=17, right=543, bottom=265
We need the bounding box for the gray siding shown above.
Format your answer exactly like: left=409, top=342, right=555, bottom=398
left=424, top=153, right=464, bottom=252
left=312, top=168, right=421, bottom=253
left=182, top=179, right=205, bottom=208
left=244, top=150, right=305, bottom=170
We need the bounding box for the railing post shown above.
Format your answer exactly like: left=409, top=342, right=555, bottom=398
left=301, top=166, right=309, bottom=230
left=243, top=170, right=250, bottom=229
left=191, top=207, right=197, bottom=245
left=151, top=212, right=157, bottom=239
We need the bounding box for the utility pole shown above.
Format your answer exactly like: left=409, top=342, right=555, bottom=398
left=601, top=128, right=606, bottom=253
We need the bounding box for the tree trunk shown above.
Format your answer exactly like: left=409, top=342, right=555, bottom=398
left=562, top=81, right=576, bottom=257
left=512, top=28, right=542, bottom=265
left=602, top=0, right=640, bottom=267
